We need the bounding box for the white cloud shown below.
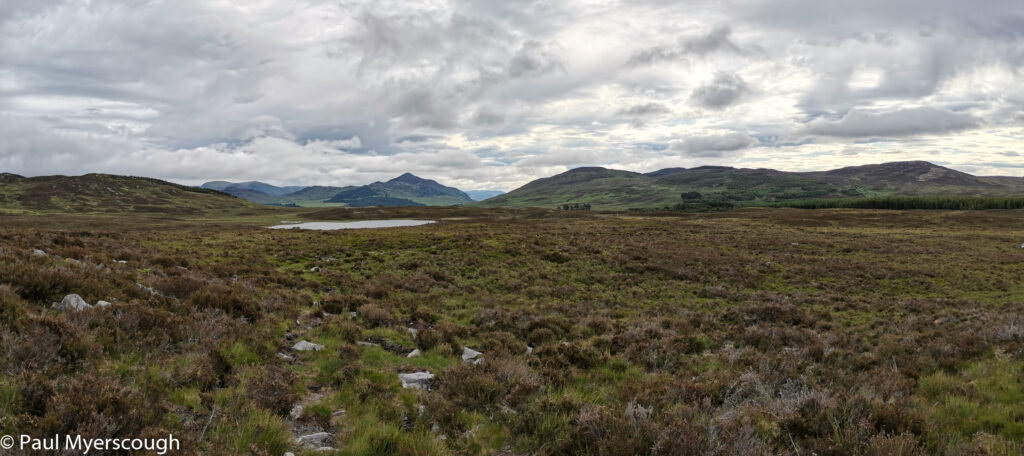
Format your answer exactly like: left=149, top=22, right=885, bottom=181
left=2, top=0, right=1024, bottom=190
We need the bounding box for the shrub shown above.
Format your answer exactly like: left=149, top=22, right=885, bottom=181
left=187, top=283, right=260, bottom=320
left=357, top=303, right=394, bottom=328
left=246, top=364, right=299, bottom=416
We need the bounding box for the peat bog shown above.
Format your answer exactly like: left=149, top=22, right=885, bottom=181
left=1, top=207, right=1023, bottom=455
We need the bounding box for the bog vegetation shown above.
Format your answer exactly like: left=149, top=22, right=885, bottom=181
left=0, top=207, right=1022, bottom=455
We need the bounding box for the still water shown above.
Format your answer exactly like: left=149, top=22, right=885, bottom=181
left=268, top=220, right=435, bottom=230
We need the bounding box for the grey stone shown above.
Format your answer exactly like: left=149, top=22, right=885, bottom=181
left=276, top=352, right=295, bottom=362
left=461, top=347, right=483, bottom=363
left=398, top=371, right=435, bottom=390
left=407, top=349, right=421, bottom=358
left=284, top=453, right=295, bottom=456
left=55, top=294, right=91, bottom=312
left=32, top=248, right=46, bottom=257
left=408, top=327, right=418, bottom=338
left=96, top=300, right=112, bottom=308
left=310, top=266, right=321, bottom=272
left=295, top=432, right=331, bottom=446
left=292, top=340, right=324, bottom=352
left=290, top=404, right=304, bottom=420
left=526, top=346, right=534, bottom=354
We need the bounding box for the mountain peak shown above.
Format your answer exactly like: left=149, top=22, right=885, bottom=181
left=389, top=172, right=427, bottom=184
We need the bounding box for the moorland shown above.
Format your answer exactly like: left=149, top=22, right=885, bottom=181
left=1, top=194, right=1023, bottom=455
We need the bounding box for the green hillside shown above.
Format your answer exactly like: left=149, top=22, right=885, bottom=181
left=326, top=173, right=472, bottom=206
left=0, top=173, right=263, bottom=216
left=478, top=161, right=1024, bottom=210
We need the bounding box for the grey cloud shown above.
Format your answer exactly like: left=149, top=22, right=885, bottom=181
left=508, top=40, right=564, bottom=78
left=671, top=133, right=754, bottom=157
left=3, top=0, right=1024, bottom=189
left=627, top=25, right=754, bottom=66
left=690, top=73, right=749, bottom=109
left=806, top=107, right=980, bottom=138
left=616, top=103, right=671, bottom=117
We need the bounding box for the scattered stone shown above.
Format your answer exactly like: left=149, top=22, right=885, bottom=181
left=55, top=294, right=92, bottom=312
left=116, top=260, right=127, bottom=264
left=295, top=432, right=331, bottom=446
left=96, top=300, right=112, bottom=308
left=431, top=423, right=440, bottom=433
left=356, top=341, right=379, bottom=347
left=349, top=311, right=357, bottom=318
left=364, top=336, right=413, bottom=356
left=332, top=410, right=345, bottom=417
left=67, top=258, right=83, bottom=266
left=310, top=266, right=322, bottom=272
left=32, top=248, right=46, bottom=257
left=526, top=346, right=534, bottom=355
left=290, top=404, right=304, bottom=420
left=284, top=453, right=295, bottom=456
left=292, top=340, right=325, bottom=352
left=408, top=327, right=418, bottom=338
left=407, top=349, right=421, bottom=358
left=461, top=347, right=483, bottom=363
left=320, top=256, right=338, bottom=262
left=790, top=242, right=800, bottom=246
left=285, top=331, right=296, bottom=341
left=398, top=371, right=435, bottom=390
left=276, top=352, right=295, bottom=363
left=135, top=282, right=161, bottom=296
left=1020, top=242, right=1024, bottom=249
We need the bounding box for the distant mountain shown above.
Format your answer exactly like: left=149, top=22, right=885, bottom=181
left=0, top=174, right=258, bottom=215
left=326, top=173, right=472, bottom=207
left=465, top=190, right=505, bottom=201
left=200, top=181, right=306, bottom=196
left=478, top=161, right=1024, bottom=210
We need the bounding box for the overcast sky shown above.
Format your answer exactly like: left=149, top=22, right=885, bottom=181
left=2, top=0, right=1023, bottom=190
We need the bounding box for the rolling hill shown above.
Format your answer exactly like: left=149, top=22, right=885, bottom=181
left=201, top=180, right=306, bottom=196
left=478, top=161, right=1024, bottom=210
left=200, top=173, right=472, bottom=207
left=0, top=173, right=260, bottom=215
left=326, top=173, right=472, bottom=207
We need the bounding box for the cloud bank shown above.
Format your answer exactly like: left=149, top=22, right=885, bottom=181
left=2, top=0, right=1024, bottom=190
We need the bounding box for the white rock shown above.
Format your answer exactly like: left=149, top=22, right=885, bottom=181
left=349, top=311, right=357, bottom=318
left=295, top=432, right=331, bottom=446
left=276, top=352, right=295, bottom=362
left=116, top=260, right=127, bottom=264
left=96, top=300, right=112, bottom=308
left=461, top=347, right=483, bottom=363
left=408, top=327, right=418, bottom=337
left=398, top=371, right=435, bottom=390
left=473, top=357, right=485, bottom=366
left=32, top=249, right=46, bottom=257
left=55, top=294, right=91, bottom=312
left=526, top=346, right=534, bottom=354
left=407, top=349, right=421, bottom=358
left=310, top=266, right=322, bottom=272
left=292, top=340, right=325, bottom=351
left=290, top=404, right=304, bottom=420
left=284, top=453, right=295, bottom=456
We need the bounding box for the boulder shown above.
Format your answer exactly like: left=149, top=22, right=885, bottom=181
left=55, top=294, right=92, bottom=312
left=292, top=340, right=325, bottom=352
left=461, top=347, right=483, bottom=363
left=295, top=432, right=331, bottom=446
left=398, top=371, right=435, bottom=390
